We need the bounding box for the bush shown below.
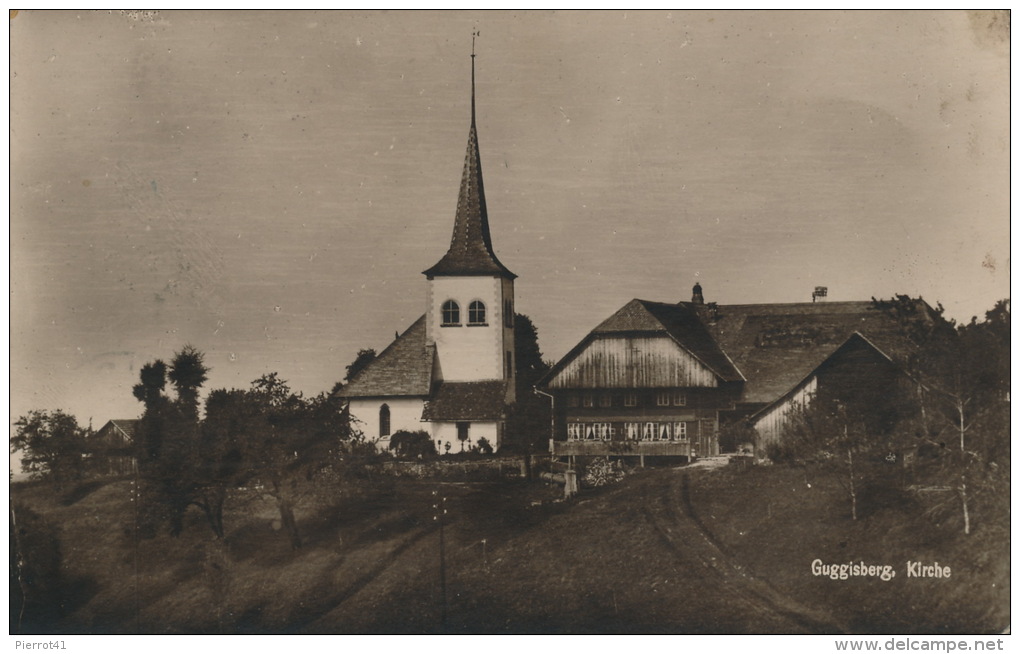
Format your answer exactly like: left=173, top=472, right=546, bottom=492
left=388, top=430, right=436, bottom=459
left=581, top=456, right=625, bottom=488
left=475, top=437, right=493, bottom=455
left=764, top=441, right=799, bottom=465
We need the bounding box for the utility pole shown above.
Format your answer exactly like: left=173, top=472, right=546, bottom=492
left=432, top=490, right=447, bottom=627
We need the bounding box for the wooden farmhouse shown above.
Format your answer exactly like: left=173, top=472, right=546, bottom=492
left=89, top=419, right=138, bottom=476
left=335, top=55, right=517, bottom=454
left=538, top=286, right=941, bottom=462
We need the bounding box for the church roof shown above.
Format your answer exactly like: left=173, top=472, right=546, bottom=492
left=423, top=58, right=515, bottom=280
left=421, top=380, right=510, bottom=421
left=334, top=315, right=434, bottom=398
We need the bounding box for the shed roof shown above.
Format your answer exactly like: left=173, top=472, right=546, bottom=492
left=334, top=315, right=434, bottom=398
left=93, top=419, right=139, bottom=446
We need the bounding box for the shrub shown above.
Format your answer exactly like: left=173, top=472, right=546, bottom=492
left=475, top=437, right=493, bottom=455
left=388, top=430, right=436, bottom=459
left=764, top=441, right=799, bottom=465
left=581, top=456, right=625, bottom=488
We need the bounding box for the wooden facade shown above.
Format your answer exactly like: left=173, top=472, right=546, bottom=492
left=89, top=419, right=138, bottom=476
left=547, top=385, right=738, bottom=459
left=539, top=295, right=940, bottom=461
left=541, top=307, right=745, bottom=460
left=545, top=335, right=720, bottom=389
left=750, top=333, right=917, bottom=449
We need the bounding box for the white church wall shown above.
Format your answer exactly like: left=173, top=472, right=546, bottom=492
left=427, top=276, right=508, bottom=381
left=432, top=420, right=500, bottom=455
left=347, top=397, right=426, bottom=452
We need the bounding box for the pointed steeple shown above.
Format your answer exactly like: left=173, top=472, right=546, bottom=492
left=423, top=42, right=516, bottom=280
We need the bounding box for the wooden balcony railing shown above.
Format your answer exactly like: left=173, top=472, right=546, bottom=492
left=551, top=440, right=693, bottom=457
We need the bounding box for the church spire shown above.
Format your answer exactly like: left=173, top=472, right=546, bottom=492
left=423, top=36, right=516, bottom=280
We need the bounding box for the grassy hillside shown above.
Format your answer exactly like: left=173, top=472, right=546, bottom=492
left=10, top=460, right=1009, bottom=634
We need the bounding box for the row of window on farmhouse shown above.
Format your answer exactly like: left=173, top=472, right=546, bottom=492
left=567, top=420, right=713, bottom=442
left=566, top=391, right=688, bottom=408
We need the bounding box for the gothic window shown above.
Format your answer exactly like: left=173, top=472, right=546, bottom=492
left=468, top=300, right=486, bottom=325
left=504, top=299, right=514, bottom=328
left=442, top=300, right=460, bottom=325
left=379, top=404, right=391, bottom=438
left=457, top=422, right=470, bottom=441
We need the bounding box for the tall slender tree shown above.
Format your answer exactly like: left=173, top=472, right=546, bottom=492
left=132, top=346, right=211, bottom=537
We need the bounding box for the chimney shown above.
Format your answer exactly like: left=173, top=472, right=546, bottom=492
left=691, top=282, right=704, bottom=305
left=812, top=286, right=828, bottom=303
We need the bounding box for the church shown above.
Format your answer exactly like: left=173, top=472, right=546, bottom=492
left=335, top=54, right=517, bottom=454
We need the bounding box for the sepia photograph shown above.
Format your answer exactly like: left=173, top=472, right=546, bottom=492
left=9, top=10, right=1010, bottom=640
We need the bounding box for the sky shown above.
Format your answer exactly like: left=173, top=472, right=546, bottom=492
left=9, top=10, right=1010, bottom=432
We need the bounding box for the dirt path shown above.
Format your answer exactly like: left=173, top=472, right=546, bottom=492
left=642, top=467, right=846, bottom=634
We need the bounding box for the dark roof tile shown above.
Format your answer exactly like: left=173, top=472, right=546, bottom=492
left=422, top=108, right=515, bottom=279
left=422, top=381, right=509, bottom=421
left=335, top=316, right=434, bottom=398
left=699, top=301, right=929, bottom=404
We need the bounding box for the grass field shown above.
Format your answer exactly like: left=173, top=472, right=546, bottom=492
left=10, top=459, right=1009, bottom=634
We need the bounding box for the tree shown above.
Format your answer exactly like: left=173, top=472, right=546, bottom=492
left=389, top=430, right=436, bottom=459
left=787, top=402, right=874, bottom=520
left=11, top=410, right=88, bottom=486
left=344, top=348, right=377, bottom=383
left=504, top=313, right=553, bottom=458
left=132, top=346, right=212, bottom=537
left=168, top=345, right=208, bottom=419
left=872, top=296, right=1010, bottom=535
left=202, top=373, right=350, bottom=548
left=924, top=300, right=1010, bottom=535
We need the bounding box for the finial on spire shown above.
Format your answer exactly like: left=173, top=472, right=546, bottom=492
left=471, top=30, right=479, bottom=125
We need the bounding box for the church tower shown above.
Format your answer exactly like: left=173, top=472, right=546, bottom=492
left=337, top=43, right=518, bottom=453
left=423, top=47, right=516, bottom=403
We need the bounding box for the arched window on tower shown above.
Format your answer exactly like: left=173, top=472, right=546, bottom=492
left=442, top=300, right=460, bottom=326
left=379, top=404, right=391, bottom=438
left=468, top=300, right=486, bottom=325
